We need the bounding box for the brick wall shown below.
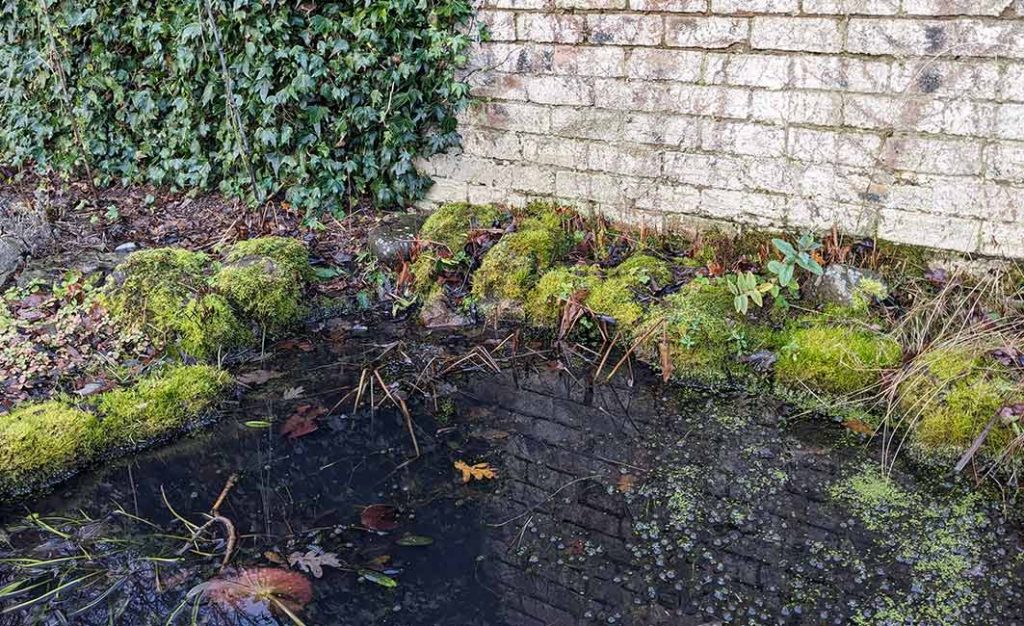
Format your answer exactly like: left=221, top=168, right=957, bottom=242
left=419, top=0, right=1024, bottom=258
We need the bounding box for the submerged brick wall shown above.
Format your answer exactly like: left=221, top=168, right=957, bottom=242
left=419, top=1, right=1024, bottom=258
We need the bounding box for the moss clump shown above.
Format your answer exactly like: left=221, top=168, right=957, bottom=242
left=525, top=266, right=599, bottom=326
left=106, top=247, right=212, bottom=341
left=641, top=277, right=754, bottom=380
left=225, top=236, right=315, bottom=282
left=419, top=203, right=502, bottom=252
left=609, top=253, right=672, bottom=285
left=587, top=278, right=647, bottom=326
left=96, top=364, right=232, bottom=443
left=215, top=257, right=306, bottom=332
left=179, top=294, right=252, bottom=359
left=898, top=348, right=1021, bottom=457
left=851, top=277, right=889, bottom=313
left=0, top=401, right=101, bottom=484
left=472, top=207, right=570, bottom=306
left=776, top=324, right=902, bottom=396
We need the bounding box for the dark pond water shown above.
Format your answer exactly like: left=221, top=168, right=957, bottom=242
left=2, top=319, right=1023, bottom=625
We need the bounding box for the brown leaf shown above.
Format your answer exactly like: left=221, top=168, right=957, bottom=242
left=237, top=369, right=284, bottom=385
left=361, top=504, right=399, bottom=531
left=843, top=418, right=875, bottom=436
left=281, top=404, right=327, bottom=439
left=617, top=474, right=636, bottom=493
left=454, top=460, right=498, bottom=483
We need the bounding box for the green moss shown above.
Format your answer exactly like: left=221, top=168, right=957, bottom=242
left=179, top=294, right=252, bottom=359
left=642, top=277, right=753, bottom=380
left=96, top=364, right=231, bottom=444
left=609, top=253, right=672, bottom=284
left=106, top=247, right=212, bottom=340
left=215, top=257, right=306, bottom=332
left=850, top=278, right=889, bottom=314
left=587, top=278, right=646, bottom=326
left=472, top=207, right=570, bottom=306
left=898, top=348, right=1021, bottom=457
left=225, top=236, right=314, bottom=282
left=525, top=266, right=599, bottom=325
left=0, top=401, right=101, bottom=483
left=776, top=324, right=901, bottom=396
left=419, top=203, right=502, bottom=252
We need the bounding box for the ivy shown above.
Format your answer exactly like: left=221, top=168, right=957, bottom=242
left=0, top=0, right=477, bottom=213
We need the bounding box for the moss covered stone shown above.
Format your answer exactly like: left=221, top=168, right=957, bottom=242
left=96, top=364, right=232, bottom=444
left=419, top=202, right=502, bottom=252
left=609, top=253, right=672, bottom=284
left=0, top=401, right=101, bottom=484
left=472, top=206, right=570, bottom=306
left=215, top=257, right=306, bottom=332
left=776, top=324, right=902, bottom=396
left=179, top=294, right=252, bottom=359
left=525, top=265, right=599, bottom=326
left=225, top=236, right=315, bottom=282
left=898, top=347, right=1022, bottom=457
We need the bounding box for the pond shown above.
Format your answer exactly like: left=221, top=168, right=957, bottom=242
left=1, top=320, right=1022, bottom=625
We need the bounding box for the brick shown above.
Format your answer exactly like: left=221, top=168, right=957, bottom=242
left=525, top=75, right=594, bottom=105
left=1003, top=64, right=1024, bottom=102
left=506, top=163, right=557, bottom=194
left=980, top=220, right=1024, bottom=258
left=622, top=113, right=701, bottom=148
left=787, top=128, right=883, bottom=168
left=626, top=49, right=703, bottom=81
left=889, top=60, right=1002, bottom=100
left=751, top=17, right=842, bottom=53
left=521, top=135, right=589, bottom=169
left=465, top=101, right=551, bottom=133
left=880, top=135, right=983, bottom=176
left=517, top=13, right=586, bottom=44
left=800, top=0, right=899, bottom=14
left=424, top=177, right=468, bottom=203
left=594, top=79, right=750, bottom=118
left=461, top=127, right=522, bottom=160
left=787, top=197, right=879, bottom=235
left=699, top=189, right=787, bottom=227
left=700, top=120, right=786, bottom=157
left=877, top=209, right=980, bottom=252
left=751, top=90, right=842, bottom=125
left=717, top=54, right=791, bottom=89
left=665, top=16, right=750, bottom=49
left=479, top=10, right=516, bottom=42
left=549, top=45, right=627, bottom=77
left=467, top=71, right=529, bottom=101
left=630, top=0, right=707, bottom=10
left=556, top=0, right=625, bottom=8
left=847, top=18, right=1024, bottom=59
left=902, top=0, right=1015, bottom=16
left=587, top=143, right=663, bottom=177
left=550, top=107, right=625, bottom=141
left=711, top=0, right=799, bottom=12
left=995, top=104, right=1024, bottom=141
left=587, top=14, right=664, bottom=46
left=634, top=183, right=701, bottom=213
left=986, top=141, right=1024, bottom=182
left=482, top=0, right=552, bottom=8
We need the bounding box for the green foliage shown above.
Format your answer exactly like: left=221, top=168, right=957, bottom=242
left=525, top=266, right=598, bottom=326
left=214, top=258, right=306, bottom=332
left=767, top=234, right=824, bottom=288
left=725, top=271, right=776, bottom=315
left=776, top=324, right=902, bottom=396
left=96, top=364, right=231, bottom=443
left=0, top=0, right=477, bottom=211
left=413, top=203, right=504, bottom=294
left=0, top=400, right=100, bottom=483
left=225, top=236, right=314, bottom=281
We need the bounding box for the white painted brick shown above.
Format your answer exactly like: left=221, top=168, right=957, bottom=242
left=880, top=135, right=983, bottom=176
left=468, top=185, right=526, bottom=206
left=627, top=49, right=703, bottom=82
left=550, top=107, right=625, bottom=141
left=1003, top=64, right=1024, bottom=102
left=995, top=104, right=1024, bottom=141
left=556, top=0, right=625, bottom=8
left=800, top=0, right=899, bottom=15
left=482, top=0, right=552, bottom=8
left=588, top=143, right=663, bottom=177
left=711, top=0, right=798, bottom=12
left=877, top=209, right=980, bottom=252
left=699, top=189, right=788, bottom=227
left=889, top=60, right=1002, bottom=100
left=549, top=45, right=627, bottom=77
left=980, top=220, right=1024, bottom=258
left=751, top=17, right=842, bottom=53
left=701, top=120, right=787, bottom=157
left=622, top=114, right=701, bottom=148
left=587, top=14, right=664, bottom=46
left=847, top=18, right=1024, bottom=59
left=719, top=54, right=791, bottom=89
left=520, top=134, right=589, bottom=169
left=787, top=197, right=879, bottom=235
left=986, top=141, right=1024, bottom=182
left=506, top=163, right=557, bottom=194
left=425, top=178, right=469, bottom=203
left=467, top=71, right=529, bottom=101
left=789, top=56, right=892, bottom=92
left=594, top=79, right=750, bottom=118
left=517, top=13, right=586, bottom=44
left=788, top=128, right=883, bottom=168
left=902, top=0, right=1014, bottom=16
left=525, top=75, right=594, bottom=105
left=478, top=11, right=516, bottom=42
left=665, top=16, right=750, bottom=49
left=461, top=127, right=522, bottom=160
left=465, top=101, right=551, bottom=133
left=630, top=0, right=707, bottom=11
left=752, top=90, right=842, bottom=125
left=635, top=184, right=701, bottom=213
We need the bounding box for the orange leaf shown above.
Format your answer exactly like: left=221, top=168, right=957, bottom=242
left=617, top=474, right=636, bottom=493
left=454, top=460, right=498, bottom=483
left=843, top=418, right=875, bottom=435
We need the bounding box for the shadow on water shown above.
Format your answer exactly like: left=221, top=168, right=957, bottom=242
left=1, top=320, right=1023, bottom=624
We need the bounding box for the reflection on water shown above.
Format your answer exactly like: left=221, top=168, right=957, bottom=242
left=1, top=324, right=1022, bottom=625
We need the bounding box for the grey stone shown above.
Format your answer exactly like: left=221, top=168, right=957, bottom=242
left=0, top=195, right=51, bottom=287
left=419, top=294, right=472, bottom=329
left=0, top=238, right=24, bottom=287
left=114, top=242, right=138, bottom=254
left=368, top=213, right=426, bottom=264
left=804, top=264, right=887, bottom=308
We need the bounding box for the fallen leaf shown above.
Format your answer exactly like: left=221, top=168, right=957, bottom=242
left=469, top=428, right=510, bottom=441
left=454, top=460, right=498, bottom=483
left=281, top=404, right=327, bottom=439
left=617, top=474, right=636, bottom=493
left=190, top=567, right=312, bottom=617
left=282, top=386, right=305, bottom=400
left=264, top=551, right=286, bottom=565
left=237, top=369, right=284, bottom=385
left=361, top=504, right=399, bottom=531
left=358, top=569, right=397, bottom=588
left=288, top=549, right=341, bottom=578
left=73, top=382, right=105, bottom=396
left=843, top=418, right=875, bottom=436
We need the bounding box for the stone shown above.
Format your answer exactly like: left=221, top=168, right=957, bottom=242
left=368, top=213, right=426, bottom=265
left=0, top=195, right=51, bottom=287
left=804, top=263, right=887, bottom=308
left=419, top=294, right=472, bottom=329
left=0, top=238, right=23, bottom=287
left=115, top=242, right=138, bottom=254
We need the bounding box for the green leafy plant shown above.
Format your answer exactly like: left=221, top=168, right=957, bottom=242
left=726, top=271, right=776, bottom=315
left=0, top=0, right=478, bottom=213
left=767, top=234, right=824, bottom=289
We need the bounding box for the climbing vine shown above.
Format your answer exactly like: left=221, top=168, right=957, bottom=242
left=0, top=0, right=477, bottom=212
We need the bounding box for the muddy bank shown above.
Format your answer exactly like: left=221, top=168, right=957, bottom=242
left=1, top=323, right=1021, bottom=624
